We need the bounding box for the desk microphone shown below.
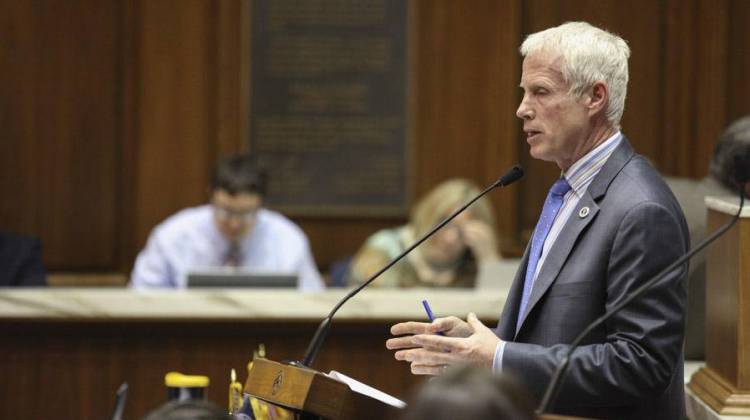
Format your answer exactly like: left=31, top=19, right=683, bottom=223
left=536, top=184, right=747, bottom=415
left=297, top=165, right=525, bottom=367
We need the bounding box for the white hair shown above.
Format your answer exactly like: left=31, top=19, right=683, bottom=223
left=520, top=21, right=631, bottom=129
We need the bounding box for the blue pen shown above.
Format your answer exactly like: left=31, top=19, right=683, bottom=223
left=421, top=299, right=445, bottom=336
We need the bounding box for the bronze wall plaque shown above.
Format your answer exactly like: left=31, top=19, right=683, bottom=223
left=250, top=0, right=409, bottom=216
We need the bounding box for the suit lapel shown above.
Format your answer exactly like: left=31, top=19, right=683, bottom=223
left=514, top=196, right=599, bottom=337
left=513, top=137, right=636, bottom=337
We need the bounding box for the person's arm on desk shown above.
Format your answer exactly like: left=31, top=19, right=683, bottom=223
left=461, top=219, right=500, bottom=265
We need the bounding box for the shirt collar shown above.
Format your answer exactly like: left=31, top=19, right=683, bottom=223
left=563, top=131, right=623, bottom=194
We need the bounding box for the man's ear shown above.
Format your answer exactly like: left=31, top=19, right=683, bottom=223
left=587, top=81, right=608, bottom=116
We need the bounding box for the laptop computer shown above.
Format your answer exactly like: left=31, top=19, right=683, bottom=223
left=187, top=269, right=298, bottom=288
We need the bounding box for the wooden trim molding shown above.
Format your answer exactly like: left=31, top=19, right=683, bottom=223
left=688, top=366, right=750, bottom=416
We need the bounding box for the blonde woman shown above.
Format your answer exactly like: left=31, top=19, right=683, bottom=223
left=347, top=179, right=501, bottom=288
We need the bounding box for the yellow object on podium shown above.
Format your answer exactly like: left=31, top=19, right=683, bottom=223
left=164, top=372, right=210, bottom=401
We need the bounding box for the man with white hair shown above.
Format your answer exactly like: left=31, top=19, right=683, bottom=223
left=387, top=22, right=689, bottom=419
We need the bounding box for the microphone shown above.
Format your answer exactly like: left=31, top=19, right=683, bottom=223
left=110, top=382, right=128, bottom=420
left=536, top=185, right=747, bottom=415
left=297, top=165, right=525, bottom=367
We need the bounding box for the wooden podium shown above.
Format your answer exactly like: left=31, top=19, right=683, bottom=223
left=244, top=358, right=399, bottom=419
left=244, top=358, right=592, bottom=419
left=688, top=197, right=750, bottom=415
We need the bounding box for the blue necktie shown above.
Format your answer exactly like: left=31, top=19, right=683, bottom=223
left=516, top=177, right=571, bottom=332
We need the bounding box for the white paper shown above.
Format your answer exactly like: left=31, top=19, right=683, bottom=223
left=327, top=370, right=407, bottom=408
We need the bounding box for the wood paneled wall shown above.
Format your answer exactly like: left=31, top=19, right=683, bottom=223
left=1, top=0, right=748, bottom=275
left=413, top=0, right=521, bottom=250
left=0, top=1, right=122, bottom=270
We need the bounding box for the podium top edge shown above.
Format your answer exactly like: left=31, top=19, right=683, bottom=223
left=705, top=196, right=750, bottom=218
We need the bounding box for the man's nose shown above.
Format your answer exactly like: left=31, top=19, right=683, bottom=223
left=516, top=96, right=533, bottom=119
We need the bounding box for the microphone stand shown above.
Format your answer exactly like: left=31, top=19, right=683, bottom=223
left=536, top=188, right=747, bottom=415
left=296, top=165, right=524, bottom=367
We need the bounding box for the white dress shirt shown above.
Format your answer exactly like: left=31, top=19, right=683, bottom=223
left=130, top=205, right=324, bottom=291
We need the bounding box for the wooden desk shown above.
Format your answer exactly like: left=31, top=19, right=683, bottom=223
left=688, top=196, right=750, bottom=415
left=0, top=288, right=507, bottom=419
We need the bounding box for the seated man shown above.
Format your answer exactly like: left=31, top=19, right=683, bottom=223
left=130, top=154, right=323, bottom=290
left=0, top=232, right=47, bottom=286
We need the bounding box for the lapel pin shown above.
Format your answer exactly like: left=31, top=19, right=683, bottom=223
left=578, top=206, right=590, bottom=218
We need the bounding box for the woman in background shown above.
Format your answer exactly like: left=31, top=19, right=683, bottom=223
left=347, top=179, right=502, bottom=288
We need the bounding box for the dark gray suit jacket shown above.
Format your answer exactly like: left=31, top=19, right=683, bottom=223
left=496, top=139, right=688, bottom=420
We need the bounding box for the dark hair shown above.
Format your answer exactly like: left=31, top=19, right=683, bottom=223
left=400, top=365, right=537, bottom=420
left=210, top=154, right=267, bottom=196
left=142, top=399, right=232, bottom=420
left=709, top=116, right=750, bottom=191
